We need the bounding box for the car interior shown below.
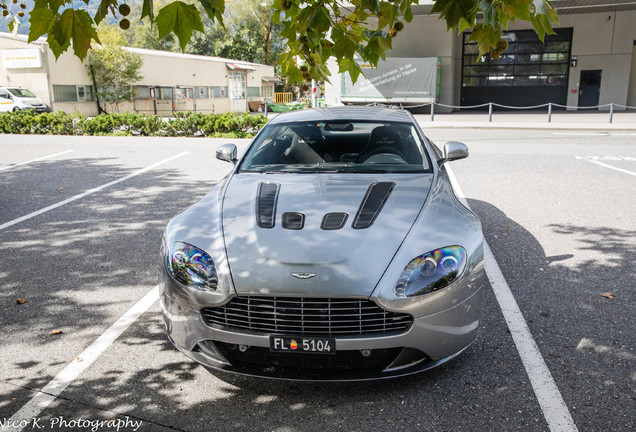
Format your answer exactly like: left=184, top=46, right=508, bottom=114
left=243, top=122, right=428, bottom=172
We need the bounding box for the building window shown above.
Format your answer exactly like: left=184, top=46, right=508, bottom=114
left=211, top=86, right=227, bottom=98
left=461, top=28, right=572, bottom=107
left=461, top=28, right=572, bottom=89
left=77, top=86, right=87, bottom=101
left=176, top=87, right=194, bottom=100
left=247, top=87, right=260, bottom=97
left=158, top=87, right=173, bottom=100
left=228, top=71, right=246, bottom=100
left=135, top=86, right=151, bottom=99
left=262, top=85, right=274, bottom=98
left=197, top=87, right=209, bottom=98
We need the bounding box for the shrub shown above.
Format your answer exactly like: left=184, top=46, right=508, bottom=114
left=0, top=110, right=269, bottom=138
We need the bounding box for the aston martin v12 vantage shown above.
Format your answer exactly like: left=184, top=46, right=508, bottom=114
left=160, top=107, right=486, bottom=380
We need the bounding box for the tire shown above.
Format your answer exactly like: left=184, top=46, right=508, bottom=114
left=12, top=107, right=20, bottom=112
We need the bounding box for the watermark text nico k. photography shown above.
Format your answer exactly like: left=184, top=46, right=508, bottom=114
left=1, top=416, right=142, bottom=431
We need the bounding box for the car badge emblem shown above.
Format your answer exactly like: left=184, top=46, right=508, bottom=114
left=291, top=272, right=317, bottom=279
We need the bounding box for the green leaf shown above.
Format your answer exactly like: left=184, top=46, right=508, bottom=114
left=360, top=0, right=381, bottom=13
left=156, top=1, right=205, bottom=52
left=8, top=16, right=18, bottom=34
left=70, top=10, right=101, bottom=61
left=47, top=9, right=100, bottom=61
left=198, top=0, right=225, bottom=24
left=378, top=2, right=397, bottom=29
left=431, top=0, right=479, bottom=30
left=332, top=27, right=358, bottom=61
left=94, top=0, right=117, bottom=25
left=33, top=0, right=66, bottom=13
left=404, top=7, right=413, bottom=23
left=530, top=0, right=558, bottom=40
left=480, top=0, right=497, bottom=28
left=28, top=8, right=57, bottom=43
left=466, top=23, right=500, bottom=55
left=141, top=0, right=154, bottom=22
left=280, top=21, right=297, bottom=42
left=310, top=6, right=332, bottom=33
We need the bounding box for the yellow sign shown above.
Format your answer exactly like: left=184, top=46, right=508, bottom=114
left=1, top=49, right=42, bottom=68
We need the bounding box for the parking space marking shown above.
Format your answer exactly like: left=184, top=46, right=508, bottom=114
left=0, top=152, right=189, bottom=232
left=552, top=132, right=636, bottom=136
left=446, top=165, right=578, bottom=432
left=586, top=160, right=636, bottom=177
left=0, top=150, right=75, bottom=172
left=2, top=287, right=159, bottom=432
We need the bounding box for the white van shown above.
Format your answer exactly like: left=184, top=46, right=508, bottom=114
left=0, top=87, right=51, bottom=113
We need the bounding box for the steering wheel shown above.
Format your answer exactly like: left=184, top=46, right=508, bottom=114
left=358, top=145, right=407, bottom=163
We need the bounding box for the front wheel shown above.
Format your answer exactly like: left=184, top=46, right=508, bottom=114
left=12, top=107, right=21, bottom=112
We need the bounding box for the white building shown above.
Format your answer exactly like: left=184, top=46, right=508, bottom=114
left=326, top=0, right=636, bottom=112
left=0, top=32, right=276, bottom=116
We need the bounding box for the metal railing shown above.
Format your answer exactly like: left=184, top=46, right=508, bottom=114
left=274, top=92, right=293, bottom=103
left=377, top=101, right=636, bottom=124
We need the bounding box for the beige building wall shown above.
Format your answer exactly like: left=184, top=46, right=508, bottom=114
left=1, top=32, right=275, bottom=116
left=0, top=34, right=51, bottom=105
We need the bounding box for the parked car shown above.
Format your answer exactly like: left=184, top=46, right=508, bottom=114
left=0, top=87, right=51, bottom=113
left=160, top=106, right=486, bottom=380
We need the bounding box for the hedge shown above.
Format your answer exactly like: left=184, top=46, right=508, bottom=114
left=0, top=110, right=269, bottom=138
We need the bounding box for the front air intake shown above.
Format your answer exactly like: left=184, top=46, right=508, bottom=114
left=321, top=212, right=349, bottom=230
left=257, top=183, right=280, bottom=228
left=282, top=212, right=305, bottom=230
left=202, top=297, right=413, bottom=336
left=352, top=182, right=395, bottom=229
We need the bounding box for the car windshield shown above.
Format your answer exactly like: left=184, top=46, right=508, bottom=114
left=8, top=88, right=36, bottom=98
left=239, top=121, right=432, bottom=173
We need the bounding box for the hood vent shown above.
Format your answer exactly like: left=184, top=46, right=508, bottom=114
left=321, top=212, right=349, bottom=230
left=352, top=182, right=395, bottom=229
left=257, top=183, right=280, bottom=228
left=282, top=212, right=305, bottom=230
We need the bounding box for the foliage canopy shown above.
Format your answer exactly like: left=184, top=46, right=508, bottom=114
left=4, top=0, right=559, bottom=84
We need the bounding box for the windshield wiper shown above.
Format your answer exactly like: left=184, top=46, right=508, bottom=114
left=336, top=168, right=392, bottom=173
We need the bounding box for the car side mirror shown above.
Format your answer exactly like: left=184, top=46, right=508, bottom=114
left=439, top=141, right=469, bottom=167
left=216, top=143, right=238, bottom=164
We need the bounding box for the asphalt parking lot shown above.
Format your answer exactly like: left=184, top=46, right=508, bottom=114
left=1, top=129, right=634, bottom=432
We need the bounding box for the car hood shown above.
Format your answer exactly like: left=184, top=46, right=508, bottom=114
left=222, top=172, right=433, bottom=297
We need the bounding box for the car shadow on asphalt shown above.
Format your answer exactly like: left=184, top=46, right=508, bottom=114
left=467, top=198, right=635, bottom=431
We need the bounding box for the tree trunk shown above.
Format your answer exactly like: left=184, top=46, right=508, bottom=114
left=89, top=64, right=107, bottom=115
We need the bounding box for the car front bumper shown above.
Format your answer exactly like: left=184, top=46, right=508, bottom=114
left=159, top=261, right=486, bottom=381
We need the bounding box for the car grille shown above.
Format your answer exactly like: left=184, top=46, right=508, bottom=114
left=201, top=296, right=413, bottom=336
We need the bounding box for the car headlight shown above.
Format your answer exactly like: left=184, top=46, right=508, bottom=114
left=394, top=246, right=467, bottom=297
left=164, top=241, right=218, bottom=291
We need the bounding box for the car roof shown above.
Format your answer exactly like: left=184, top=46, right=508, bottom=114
left=267, top=106, right=415, bottom=125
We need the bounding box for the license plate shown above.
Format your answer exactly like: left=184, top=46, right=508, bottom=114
left=269, top=335, right=335, bottom=354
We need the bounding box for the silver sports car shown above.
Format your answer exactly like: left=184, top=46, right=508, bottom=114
left=160, top=107, right=486, bottom=380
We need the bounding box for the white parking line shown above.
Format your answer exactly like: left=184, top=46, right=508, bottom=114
left=446, top=165, right=578, bottom=432
left=587, top=160, right=636, bottom=177
left=552, top=132, right=636, bottom=136
left=0, top=150, right=75, bottom=172
left=0, top=152, right=189, bottom=232
left=1, top=287, right=159, bottom=432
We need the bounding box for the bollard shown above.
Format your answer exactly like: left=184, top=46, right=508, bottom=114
left=264, top=101, right=268, bottom=117
left=431, top=103, right=435, bottom=121
left=548, top=102, right=552, bottom=123
left=488, top=102, right=493, bottom=122
left=609, top=103, right=614, bottom=123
